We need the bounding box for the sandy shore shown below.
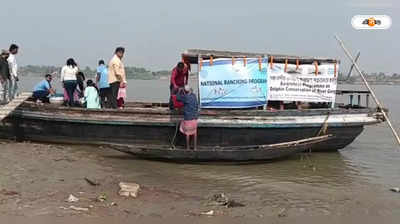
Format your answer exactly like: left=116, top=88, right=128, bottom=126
left=0, top=141, right=400, bottom=223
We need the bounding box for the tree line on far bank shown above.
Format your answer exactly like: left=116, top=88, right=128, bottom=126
left=19, top=65, right=171, bottom=80
left=338, top=71, right=400, bottom=84
left=18, top=65, right=400, bottom=83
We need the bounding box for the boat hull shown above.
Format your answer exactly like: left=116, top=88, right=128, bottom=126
left=0, top=102, right=382, bottom=154
left=106, top=135, right=333, bottom=162
left=0, top=116, right=363, bottom=152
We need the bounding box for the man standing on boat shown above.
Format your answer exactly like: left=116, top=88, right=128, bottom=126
left=96, top=60, right=109, bottom=108
left=0, top=50, right=10, bottom=104
left=7, top=44, right=19, bottom=101
left=108, top=47, right=126, bottom=109
left=170, top=62, right=189, bottom=109
left=171, top=62, right=189, bottom=91
left=177, top=85, right=199, bottom=150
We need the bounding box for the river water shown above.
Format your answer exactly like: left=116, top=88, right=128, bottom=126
left=14, top=77, right=400, bottom=215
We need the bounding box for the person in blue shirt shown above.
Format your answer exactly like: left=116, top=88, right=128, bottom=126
left=96, top=60, right=110, bottom=108
left=177, top=85, right=199, bottom=150
left=33, top=74, right=55, bottom=103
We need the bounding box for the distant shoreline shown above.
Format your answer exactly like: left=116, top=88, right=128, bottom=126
left=338, top=81, right=400, bottom=86
left=20, top=73, right=400, bottom=84
left=19, top=65, right=171, bottom=81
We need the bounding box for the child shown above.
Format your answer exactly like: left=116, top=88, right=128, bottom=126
left=117, top=82, right=126, bottom=109
left=84, top=80, right=101, bottom=109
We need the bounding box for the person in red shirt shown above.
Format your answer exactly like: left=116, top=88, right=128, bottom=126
left=169, top=62, right=189, bottom=110
left=170, top=62, right=189, bottom=90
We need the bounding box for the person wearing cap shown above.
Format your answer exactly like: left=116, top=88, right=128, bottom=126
left=0, top=50, right=11, bottom=104
left=7, top=44, right=19, bottom=101
left=32, top=74, right=55, bottom=103
left=177, top=85, right=199, bottom=150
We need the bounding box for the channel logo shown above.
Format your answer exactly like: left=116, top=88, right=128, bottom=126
left=352, top=15, right=392, bottom=30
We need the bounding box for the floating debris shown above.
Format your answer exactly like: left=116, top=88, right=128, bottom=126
left=390, top=188, right=400, bottom=193
left=207, top=193, right=245, bottom=208
left=60, top=206, right=89, bottom=212
left=84, top=177, right=100, bottom=186
left=0, top=189, right=19, bottom=196
left=70, top=206, right=89, bottom=212
left=119, top=182, right=140, bottom=198
left=200, top=210, right=215, bottom=216
left=278, top=208, right=287, bottom=218
left=96, top=194, right=107, bottom=202
left=66, top=194, right=79, bottom=203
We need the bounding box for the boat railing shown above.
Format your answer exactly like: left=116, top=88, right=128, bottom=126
left=336, top=90, right=371, bottom=108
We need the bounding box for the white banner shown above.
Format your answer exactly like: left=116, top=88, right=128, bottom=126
left=268, top=63, right=338, bottom=103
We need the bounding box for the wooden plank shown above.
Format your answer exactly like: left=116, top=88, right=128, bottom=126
left=183, top=49, right=340, bottom=64
left=17, top=100, right=376, bottom=119
left=336, top=90, right=371, bottom=95
left=0, top=92, right=32, bottom=121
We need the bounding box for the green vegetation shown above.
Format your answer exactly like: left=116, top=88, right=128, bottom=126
left=19, top=65, right=170, bottom=80
left=338, top=72, right=400, bottom=85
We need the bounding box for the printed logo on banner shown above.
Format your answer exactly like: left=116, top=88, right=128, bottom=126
left=267, top=63, right=338, bottom=103
left=199, top=58, right=268, bottom=108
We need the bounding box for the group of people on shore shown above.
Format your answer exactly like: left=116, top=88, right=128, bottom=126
left=0, top=44, right=20, bottom=104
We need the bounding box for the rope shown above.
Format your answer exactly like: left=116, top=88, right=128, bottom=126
left=301, top=112, right=330, bottom=170
left=317, top=112, right=330, bottom=137
left=170, top=121, right=180, bottom=149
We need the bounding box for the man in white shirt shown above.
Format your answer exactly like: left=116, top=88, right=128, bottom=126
left=7, top=44, right=19, bottom=101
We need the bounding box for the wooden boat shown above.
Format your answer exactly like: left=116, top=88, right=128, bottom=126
left=0, top=49, right=386, bottom=161
left=107, top=135, right=333, bottom=161
left=0, top=99, right=382, bottom=153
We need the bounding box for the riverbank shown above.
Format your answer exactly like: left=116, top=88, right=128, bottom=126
left=1, top=140, right=400, bottom=223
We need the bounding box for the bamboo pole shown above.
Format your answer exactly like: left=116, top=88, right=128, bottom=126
left=335, top=34, right=400, bottom=147
left=197, top=55, right=202, bottom=109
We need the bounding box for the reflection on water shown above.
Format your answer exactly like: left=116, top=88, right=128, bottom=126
left=18, top=77, right=400, bottom=194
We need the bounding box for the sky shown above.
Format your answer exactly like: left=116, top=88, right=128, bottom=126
left=0, top=0, right=398, bottom=74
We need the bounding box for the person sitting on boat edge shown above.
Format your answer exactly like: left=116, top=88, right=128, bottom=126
left=32, top=74, right=55, bottom=103
left=0, top=50, right=11, bottom=105
left=96, top=60, right=110, bottom=108
left=169, top=62, right=189, bottom=110
left=177, top=85, right=199, bottom=150
left=84, top=79, right=101, bottom=109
